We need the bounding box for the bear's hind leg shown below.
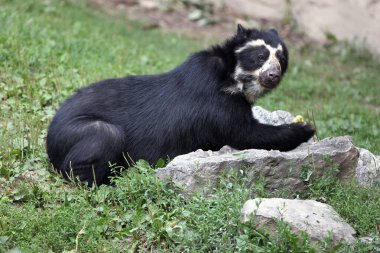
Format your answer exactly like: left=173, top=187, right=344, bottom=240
left=59, top=120, right=124, bottom=186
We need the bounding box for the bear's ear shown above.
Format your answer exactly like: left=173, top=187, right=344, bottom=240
left=269, top=28, right=279, bottom=36
left=237, top=24, right=247, bottom=36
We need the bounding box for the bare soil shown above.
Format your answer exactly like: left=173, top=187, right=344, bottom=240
left=90, top=0, right=311, bottom=46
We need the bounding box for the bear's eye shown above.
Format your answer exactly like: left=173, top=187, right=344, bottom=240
left=276, top=51, right=284, bottom=60
left=237, top=46, right=269, bottom=71
left=276, top=52, right=286, bottom=64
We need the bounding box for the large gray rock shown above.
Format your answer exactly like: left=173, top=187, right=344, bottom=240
left=155, top=107, right=377, bottom=193
left=253, top=106, right=380, bottom=187
left=155, top=136, right=359, bottom=195
left=241, top=198, right=356, bottom=245
left=292, top=0, right=380, bottom=56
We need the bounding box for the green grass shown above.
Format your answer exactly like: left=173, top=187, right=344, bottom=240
left=0, top=0, right=379, bottom=252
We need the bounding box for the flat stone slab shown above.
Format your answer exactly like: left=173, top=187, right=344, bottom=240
left=155, top=136, right=359, bottom=195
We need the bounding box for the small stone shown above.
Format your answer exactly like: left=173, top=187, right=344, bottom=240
left=252, top=106, right=295, bottom=126
left=139, top=0, right=158, bottom=10
left=356, top=148, right=380, bottom=187
left=188, top=9, right=203, bottom=21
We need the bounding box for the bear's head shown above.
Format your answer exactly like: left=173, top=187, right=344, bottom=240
left=229, top=25, right=288, bottom=104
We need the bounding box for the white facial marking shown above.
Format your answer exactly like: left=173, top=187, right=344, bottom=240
left=235, top=39, right=266, bottom=53
left=236, top=40, right=283, bottom=54
left=261, top=46, right=281, bottom=73
left=227, top=39, right=284, bottom=103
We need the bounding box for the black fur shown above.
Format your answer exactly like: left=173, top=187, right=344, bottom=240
left=46, top=26, right=314, bottom=185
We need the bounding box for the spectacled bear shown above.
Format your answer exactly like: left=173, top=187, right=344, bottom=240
left=46, top=25, right=314, bottom=185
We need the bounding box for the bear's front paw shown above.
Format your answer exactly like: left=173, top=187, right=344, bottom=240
left=290, top=122, right=315, bottom=142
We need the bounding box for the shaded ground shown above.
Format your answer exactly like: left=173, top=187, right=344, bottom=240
left=90, top=0, right=311, bottom=46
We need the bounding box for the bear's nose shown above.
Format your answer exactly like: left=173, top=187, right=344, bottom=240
left=259, top=68, right=281, bottom=89
left=268, top=70, right=280, bottom=81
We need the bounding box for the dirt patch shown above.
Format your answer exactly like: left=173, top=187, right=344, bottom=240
left=90, top=0, right=311, bottom=46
